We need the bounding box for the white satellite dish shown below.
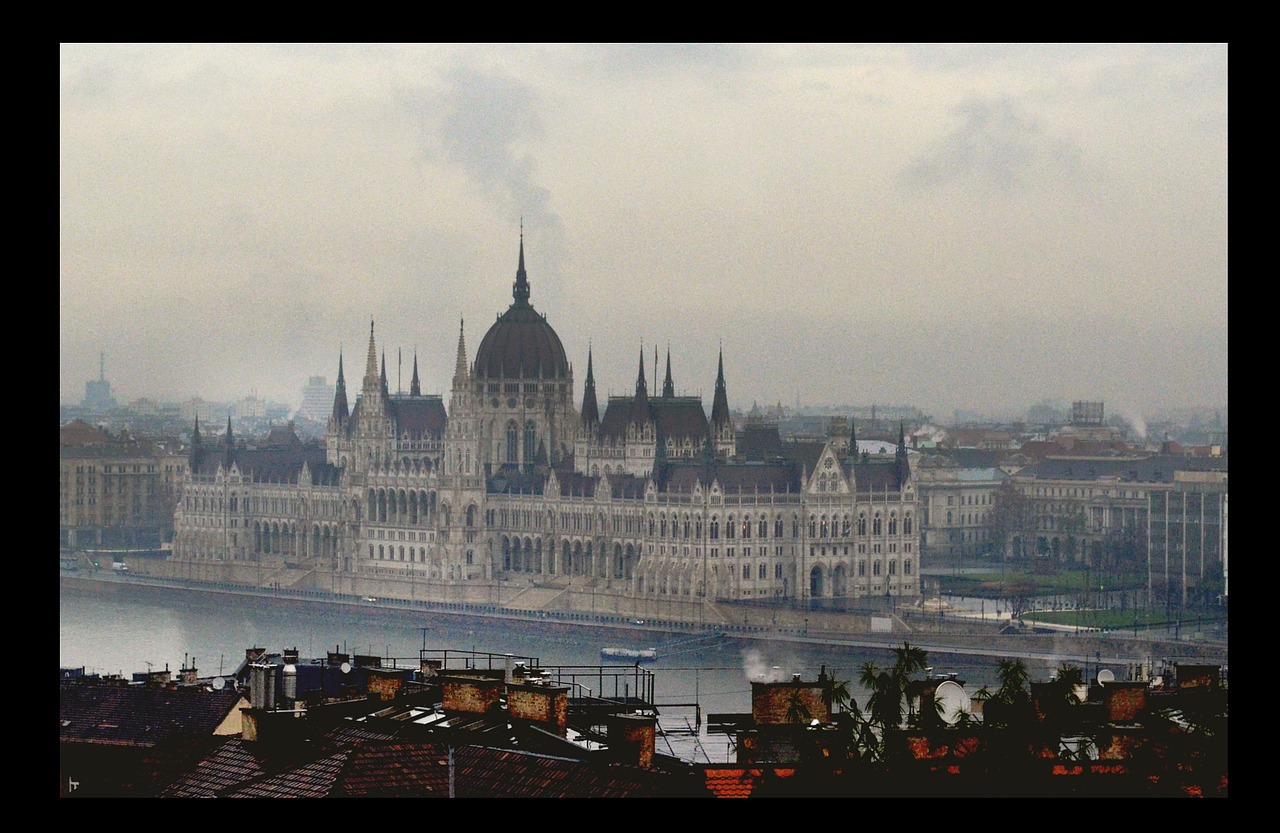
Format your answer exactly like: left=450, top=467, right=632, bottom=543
left=935, top=680, right=968, bottom=725
left=340, top=662, right=352, bottom=674
left=1097, top=668, right=1115, bottom=684
left=211, top=677, right=226, bottom=690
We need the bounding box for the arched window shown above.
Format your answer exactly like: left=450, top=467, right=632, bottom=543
left=873, top=514, right=882, bottom=536
left=873, top=560, right=881, bottom=576
left=775, top=516, right=784, bottom=538
left=904, top=515, right=913, bottom=535
left=726, top=515, right=736, bottom=539
left=888, top=559, right=897, bottom=575
left=904, top=559, right=913, bottom=575
left=506, top=421, right=519, bottom=464
left=758, top=517, right=768, bottom=538
left=742, top=515, right=751, bottom=539
left=809, top=515, right=817, bottom=537
left=889, top=514, right=898, bottom=535
left=524, top=420, right=537, bottom=463
left=858, top=514, right=867, bottom=536
left=710, top=517, right=719, bottom=539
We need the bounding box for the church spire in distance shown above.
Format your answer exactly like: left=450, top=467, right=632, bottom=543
left=663, top=346, right=674, bottom=398
left=410, top=351, right=421, bottom=396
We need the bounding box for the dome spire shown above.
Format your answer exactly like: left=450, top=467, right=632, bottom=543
left=513, top=221, right=530, bottom=306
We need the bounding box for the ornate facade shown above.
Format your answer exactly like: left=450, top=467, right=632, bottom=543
left=172, top=236, right=921, bottom=608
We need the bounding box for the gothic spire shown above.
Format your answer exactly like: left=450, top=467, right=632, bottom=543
left=513, top=224, right=530, bottom=306
left=362, top=320, right=379, bottom=393
left=711, top=346, right=730, bottom=427
left=224, top=414, right=235, bottom=467
left=895, top=420, right=910, bottom=488
left=410, top=351, right=421, bottom=396
left=846, top=415, right=858, bottom=462
left=663, top=346, right=674, bottom=398
left=190, top=416, right=203, bottom=469
left=332, top=351, right=349, bottom=423
left=454, top=319, right=468, bottom=383
left=380, top=350, right=389, bottom=398
left=581, top=346, right=599, bottom=428
left=632, top=345, right=650, bottom=425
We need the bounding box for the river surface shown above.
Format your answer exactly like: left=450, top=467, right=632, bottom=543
left=60, top=578, right=1073, bottom=763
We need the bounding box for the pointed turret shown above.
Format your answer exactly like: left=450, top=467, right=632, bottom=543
left=895, top=420, right=910, bottom=488
left=632, top=346, right=650, bottom=425
left=845, top=416, right=857, bottom=463
left=662, top=347, right=674, bottom=398
left=581, top=347, right=600, bottom=429
left=410, top=351, right=421, bottom=396
left=711, top=347, right=730, bottom=428
left=190, top=416, right=204, bottom=469
left=380, top=350, right=390, bottom=398
left=224, top=414, right=235, bottom=468
left=453, top=319, right=468, bottom=386
left=331, top=352, right=349, bottom=424
left=362, top=320, right=379, bottom=392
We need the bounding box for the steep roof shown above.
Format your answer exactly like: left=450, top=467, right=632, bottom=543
left=598, top=396, right=709, bottom=442
left=661, top=460, right=799, bottom=494
left=60, top=419, right=112, bottom=446
left=60, top=681, right=243, bottom=749
left=389, top=395, right=448, bottom=439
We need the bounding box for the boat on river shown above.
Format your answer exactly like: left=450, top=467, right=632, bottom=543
left=600, top=646, right=657, bottom=662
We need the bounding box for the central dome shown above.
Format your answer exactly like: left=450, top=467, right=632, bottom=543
left=473, top=237, right=571, bottom=381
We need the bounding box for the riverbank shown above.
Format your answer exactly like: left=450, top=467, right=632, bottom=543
left=61, top=568, right=1227, bottom=670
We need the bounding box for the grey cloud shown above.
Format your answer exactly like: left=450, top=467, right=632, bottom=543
left=899, top=97, right=1084, bottom=192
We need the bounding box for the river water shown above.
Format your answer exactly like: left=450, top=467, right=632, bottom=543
left=60, top=578, right=1070, bottom=763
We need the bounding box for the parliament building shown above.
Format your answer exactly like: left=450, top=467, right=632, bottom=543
left=171, top=237, right=921, bottom=615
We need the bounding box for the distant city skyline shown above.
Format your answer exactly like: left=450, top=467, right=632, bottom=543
left=61, top=44, right=1227, bottom=420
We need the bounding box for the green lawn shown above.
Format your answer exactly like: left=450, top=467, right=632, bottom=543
left=935, top=568, right=1145, bottom=597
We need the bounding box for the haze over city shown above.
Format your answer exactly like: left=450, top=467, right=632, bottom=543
left=59, top=43, right=1227, bottom=423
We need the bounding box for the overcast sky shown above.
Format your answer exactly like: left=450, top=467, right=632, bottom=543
left=60, top=44, right=1227, bottom=424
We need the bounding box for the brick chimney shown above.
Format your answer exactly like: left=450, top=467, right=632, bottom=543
left=441, top=674, right=504, bottom=716
left=608, top=714, right=656, bottom=768
left=507, top=678, right=569, bottom=734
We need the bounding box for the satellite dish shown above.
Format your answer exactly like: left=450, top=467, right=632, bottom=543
left=1097, top=668, right=1115, bottom=684
left=340, top=662, right=352, bottom=674
left=935, top=680, right=968, bottom=725
left=211, top=677, right=226, bottom=690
